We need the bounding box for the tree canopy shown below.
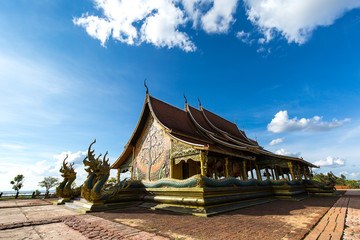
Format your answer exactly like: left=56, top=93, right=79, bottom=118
left=313, top=172, right=359, bottom=189
left=10, top=174, right=24, bottom=193
left=39, top=176, right=59, bottom=192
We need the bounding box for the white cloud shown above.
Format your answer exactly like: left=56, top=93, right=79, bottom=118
left=275, top=148, right=301, bottom=158
left=244, top=0, right=360, bottom=44
left=267, top=110, right=350, bottom=133
left=200, top=0, right=238, bottom=33
left=269, top=137, right=284, bottom=146
left=236, top=30, right=254, bottom=45
left=74, top=0, right=196, bottom=51
left=74, top=0, right=239, bottom=51
left=314, top=156, right=345, bottom=167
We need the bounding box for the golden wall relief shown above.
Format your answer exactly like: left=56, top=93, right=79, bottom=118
left=133, top=115, right=170, bottom=181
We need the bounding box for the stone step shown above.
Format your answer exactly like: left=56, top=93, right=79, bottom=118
left=63, top=198, right=89, bottom=211
left=63, top=202, right=84, bottom=211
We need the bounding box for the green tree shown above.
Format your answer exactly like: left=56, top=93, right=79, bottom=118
left=39, top=176, right=59, bottom=195
left=335, top=174, right=346, bottom=186
left=345, top=180, right=360, bottom=189
left=313, top=173, right=327, bottom=183
left=10, top=174, right=24, bottom=198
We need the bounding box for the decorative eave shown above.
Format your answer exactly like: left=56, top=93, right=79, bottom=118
left=167, top=132, right=208, bottom=149
left=200, top=107, right=258, bottom=146
left=186, top=104, right=259, bottom=153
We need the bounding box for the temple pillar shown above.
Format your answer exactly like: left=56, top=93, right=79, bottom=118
left=271, top=168, right=275, bottom=180
left=255, top=164, right=262, bottom=181
left=307, top=167, right=312, bottom=180
left=200, top=151, right=207, bottom=176
left=243, top=161, right=248, bottom=180
left=279, top=167, right=284, bottom=179
left=288, top=162, right=295, bottom=180
left=170, top=158, right=174, bottom=178
left=297, top=164, right=302, bottom=180
left=117, top=169, right=121, bottom=182
left=265, top=168, right=270, bottom=180
left=302, top=166, right=308, bottom=180
left=274, top=166, right=279, bottom=180
left=225, top=157, right=229, bottom=177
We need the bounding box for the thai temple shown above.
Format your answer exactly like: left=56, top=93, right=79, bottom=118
left=56, top=89, right=336, bottom=217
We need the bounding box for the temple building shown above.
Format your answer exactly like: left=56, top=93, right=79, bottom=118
left=111, top=93, right=317, bottom=183
left=66, top=91, right=334, bottom=217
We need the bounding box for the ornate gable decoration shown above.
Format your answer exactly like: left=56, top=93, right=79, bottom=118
left=171, top=140, right=201, bottom=163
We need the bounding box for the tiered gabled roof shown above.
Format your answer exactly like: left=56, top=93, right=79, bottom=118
left=111, top=94, right=318, bottom=169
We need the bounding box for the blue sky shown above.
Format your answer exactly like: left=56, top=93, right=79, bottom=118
left=1, top=0, right=360, bottom=190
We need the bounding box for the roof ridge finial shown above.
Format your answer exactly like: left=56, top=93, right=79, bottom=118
left=144, top=78, right=149, bottom=94
left=255, top=134, right=257, bottom=142
left=197, top=97, right=202, bottom=109
left=234, top=116, right=237, bottom=125
left=183, top=92, right=187, bottom=104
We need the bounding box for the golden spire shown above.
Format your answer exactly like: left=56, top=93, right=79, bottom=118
left=144, top=78, right=149, bottom=94
left=197, top=97, right=202, bottom=110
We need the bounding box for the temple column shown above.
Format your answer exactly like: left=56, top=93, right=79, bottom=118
left=249, top=161, right=254, bottom=179
left=255, top=164, right=262, bottom=181
left=274, top=166, right=279, bottom=180
left=297, top=164, right=302, bottom=180
left=307, top=167, right=312, bottom=180
left=170, top=158, right=174, bottom=178
left=265, top=168, right=270, bottom=180
left=225, top=157, right=229, bottom=177
left=243, top=161, right=248, bottom=180
left=200, top=151, right=207, bottom=176
left=117, top=169, right=121, bottom=182
left=302, top=166, right=308, bottom=180
left=288, top=162, right=295, bottom=180
left=271, top=168, right=275, bottom=180
left=279, top=167, right=284, bottom=179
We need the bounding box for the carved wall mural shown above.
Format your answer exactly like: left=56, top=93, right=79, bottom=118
left=133, top=115, right=170, bottom=181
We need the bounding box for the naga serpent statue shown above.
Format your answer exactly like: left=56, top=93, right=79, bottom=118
left=56, top=155, right=81, bottom=201
left=82, top=139, right=131, bottom=202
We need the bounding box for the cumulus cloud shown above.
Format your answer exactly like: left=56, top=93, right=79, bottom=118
left=275, top=148, right=301, bottom=158
left=200, top=0, right=238, bottom=33
left=244, top=0, right=360, bottom=44
left=314, top=156, right=345, bottom=168
left=74, top=0, right=239, bottom=51
left=267, top=110, right=350, bottom=133
left=269, top=137, right=284, bottom=146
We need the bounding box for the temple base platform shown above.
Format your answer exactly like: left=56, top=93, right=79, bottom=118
left=76, top=177, right=336, bottom=217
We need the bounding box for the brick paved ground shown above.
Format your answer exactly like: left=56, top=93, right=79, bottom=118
left=304, top=189, right=360, bottom=240
left=0, top=199, right=168, bottom=240
left=2, top=192, right=359, bottom=240
left=304, top=197, right=348, bottom=240
left=343, top=190, right=360, bottom=240
left=92, top=197, right=339, bottom=240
